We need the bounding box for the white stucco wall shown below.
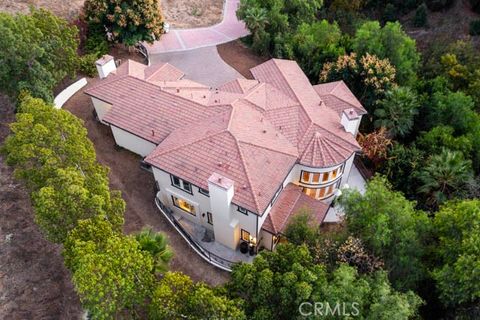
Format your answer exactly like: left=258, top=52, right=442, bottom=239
left=91, top=97, right=113, bottom=124
left=110, top=125, right=156, bottom=157
left=54, top=78, right=87, bottom=109
left=152, top=167, right=258, bottom=250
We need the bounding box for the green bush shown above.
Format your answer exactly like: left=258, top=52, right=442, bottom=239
left=78, top=54, right=98, bottom=77
left=84, top=23, right=109, bottom=56
left=414, top=3, right=428, bottom=27
left=469, top=19, right=480, bottom=36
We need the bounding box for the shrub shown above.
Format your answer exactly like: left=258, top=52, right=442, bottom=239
left=469, top=19, right=480, bottom=36
left=78, top=54, right=99, bottom=77
left=84, top=23, right=109, bottom=56
left=383, top=3, right=397, bottom=22
left=414, top=3, right=428, bottom=27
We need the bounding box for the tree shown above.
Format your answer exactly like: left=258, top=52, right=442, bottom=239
left=416, top=126, right=473, bottom=157
left=32, top=167, right=124, bottom=243
left=352, top=21, right=420, bottom=86
left=284, top=210, right=318, bottom=246
left=338, top=176, right=431, bottom=291
left=417, top=149, right=473, bottom=208
left=84, top=0, right=164, bottom=46
left=413, top=3, right=428, bottom=27
left=71, top=229, right=155, bottom=319
left=237, top=0, right=323, bottom=56
left=3, top=95, right=99, bottom=189
left=286, top=20, right=345, bottom=80
left=227, top=243, right=422, bottom=319
left=135, top=227, right=174, bottom=274
left=0, top=9, right=78, bottom=101
left=379, top=143, right=426, bottom=198
left=374, top=87, right=420, bottom=138
left=432, top=200, right=480, bottom=309
left=320, top=53, right=397, bottom=109
left=357, top=127, right=393, bottom=168
left=149, top=272, right=245, bottom=320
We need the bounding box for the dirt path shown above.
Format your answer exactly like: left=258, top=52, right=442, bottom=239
left=217, top=40, right=269, bottom=78
left=63, top=78, right=230, bottom=286
left=0, top=95, right=83, bottom=319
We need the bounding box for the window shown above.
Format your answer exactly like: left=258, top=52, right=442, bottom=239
left=172, top=176, right=181, bottom=188
left=302, top=183, right=337, bottom=200
left=183, top=181, right=192, bottom=193
left=322, top=172, right=329, bottom=182
left=207, top=212, right=213, bottom=225
left=312, top=173, right=320, bottom=183
left=170, top=175, right=193, bottom=194
left=172, top=196, right=196, bottom=215
left=237, top=206, right=248, bottom=215
left=331, top=168, right=338, bottom=180
left=241, top=229, right=251, bottom=242
left=199, top=187, right=209, bottom=196
left=301, top=171, right=310, bottom=183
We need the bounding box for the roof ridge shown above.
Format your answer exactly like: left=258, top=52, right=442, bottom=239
left=316, top=133, right=328, bottom=166
left=148, top=123, right=229, bottom=160
left=144, top=63, right=168, bottom=80
left=277, top=189, right=303, bottom=233
left=229, top=131, right=261, bottom=213
left=321, top=134, right=355, bottom=154
left=239, top=140, right=297, bottom=158
left=318, top=135, right=337, bottom=165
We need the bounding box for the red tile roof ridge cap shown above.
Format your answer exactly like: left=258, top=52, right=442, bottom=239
left=148, top=128, right=229, bottom=161
left=306, top=119, right=360, bottom=151
left=327, top=81, right=366, bottom=114
left=228, top=130, right=261, bottom=213
left=145, top=62, right=185, bottom=81
left=239, top=139, right=298, bottom=158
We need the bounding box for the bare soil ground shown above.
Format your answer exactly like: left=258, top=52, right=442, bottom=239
left=162, top=0, right=224, bottom=28
left=402, top=0, right=480, bottom=52
left=217, top=40, right=269, bottom=78
left=63, top=76, right=229, bottom=286
left=0, top=0, right=224, bottom=28
left=0, top=95, right=83, bottom=319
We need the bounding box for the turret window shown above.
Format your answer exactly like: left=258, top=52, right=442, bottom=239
left=300, top=166, right=344, bottom=185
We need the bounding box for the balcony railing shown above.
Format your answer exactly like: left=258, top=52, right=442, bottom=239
left=154, top=194, right=236, bottom=272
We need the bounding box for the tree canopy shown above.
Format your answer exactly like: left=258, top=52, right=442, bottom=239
left=84, top=0, right=164, bottom=46
left=338, top=176, right=431, bottom=291
left=0, top=9, right=78, bottom=102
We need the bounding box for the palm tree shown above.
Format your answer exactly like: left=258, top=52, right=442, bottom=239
left=374, top=87, right=419, bottom=138
left=417, top=149, right=473, bottom=209
left=135, top=227, right=173, bottom=273
left=243, top=7, right=268, bottom=35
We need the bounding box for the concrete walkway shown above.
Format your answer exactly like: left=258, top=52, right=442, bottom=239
left=145, top=0, right=249, bottom=54
left=150, top=46, right=244, bottom=87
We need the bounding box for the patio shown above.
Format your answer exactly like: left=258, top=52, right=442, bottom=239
left=155, top=195, right=254, bottom=272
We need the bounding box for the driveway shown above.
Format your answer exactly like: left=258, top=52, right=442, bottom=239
left=145, top=0, right=249, bottom=54
left=150, top=46, right=244, bottom=87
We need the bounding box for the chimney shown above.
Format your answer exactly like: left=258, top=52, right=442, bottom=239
left=207, top=172, right=238, bottom=249
left=341, top=108, right=361, bottom=136
left=95, top=55, right=116, bottom=79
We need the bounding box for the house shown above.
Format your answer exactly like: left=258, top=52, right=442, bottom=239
left=85, top=55, right=366, bottom=268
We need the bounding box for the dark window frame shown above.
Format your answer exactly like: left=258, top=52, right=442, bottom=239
left=171, top=195, right=196, bottom=216
left=241, top=229, right=251, bottom=242
left=198, top=187, right=210, bottom=197
left=237, top=206, right=248, bottom=215
left=170, top=175, right=193, bottom=195
left=207, top=212, right=213, bottom=225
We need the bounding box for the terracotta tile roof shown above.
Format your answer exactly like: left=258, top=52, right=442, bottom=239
left=114, top=59, right=184, bottom=82
left=86, top=58, right=365, bottom=214
left=262, top=184, right=329, bottom=234
left=84, top=76, right=225, bottom=144
left=145, top=101, right=298, bottom=213
left=313, top=81, right=367, bottom=116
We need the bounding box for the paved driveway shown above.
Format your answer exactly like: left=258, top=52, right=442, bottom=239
left=150, top=46, right=244, bottom=87
left=145, top=0, right=249, bottom=54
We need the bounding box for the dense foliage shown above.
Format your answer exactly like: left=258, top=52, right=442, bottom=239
left=228, top=243, right=422, bottom=319
left=84, top=0, right=164, bottom=46
left=0, top=9, right=78, bottom=102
